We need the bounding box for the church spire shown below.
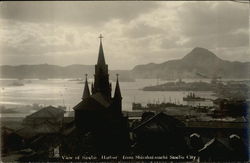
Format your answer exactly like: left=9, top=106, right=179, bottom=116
left=82, top=74, right=90, bottom=99
left=93, top=34, right=111, bottom=98
left=114, top=74, right=122, bottom=99
left=97, top=34, right=106, bottom=66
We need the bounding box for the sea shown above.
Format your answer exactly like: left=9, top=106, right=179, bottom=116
left=0, top=78, right=218, bottom=117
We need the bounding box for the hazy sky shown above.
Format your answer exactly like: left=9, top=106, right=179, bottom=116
left=0, top=1, right=249, bottom=69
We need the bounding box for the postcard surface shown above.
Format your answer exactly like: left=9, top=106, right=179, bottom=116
left=0, top=1, right=249, bottom=162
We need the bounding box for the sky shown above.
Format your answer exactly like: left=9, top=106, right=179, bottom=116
left=0, top=1, right=249, bottom=70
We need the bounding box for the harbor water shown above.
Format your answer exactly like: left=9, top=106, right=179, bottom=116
left=0, top=78, right=217, bottom=117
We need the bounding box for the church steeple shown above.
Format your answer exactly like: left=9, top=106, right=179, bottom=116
left=92, top=34, right=112, bottom=98
left=97, top=34, right=106, bottom=66
left=82, top=74, right=90, bottom=99
left=114, top=74, right=122, bottom=99
left=113, top=73, right=122, bottom=114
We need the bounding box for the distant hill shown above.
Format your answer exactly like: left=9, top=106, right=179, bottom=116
left=0, top=64, right=93, bottom=79
left=1, top=47, right=249, bottom=80
left=0, top=64, right=134, bottom=81
left=132, top=47, right=250, bottom=79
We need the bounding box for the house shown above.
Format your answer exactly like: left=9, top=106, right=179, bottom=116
left=132, top=112, right=187, bottom=154
left=1, top=126, right=24, bottom=153
left=23, top=106, right=65, bottom=127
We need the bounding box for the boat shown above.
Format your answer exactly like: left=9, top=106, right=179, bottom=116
left=132, top=102, right=187, bottom=111
left=68, top=78, right=83, bottom=82
left=183, top=92, right=205, bottom=101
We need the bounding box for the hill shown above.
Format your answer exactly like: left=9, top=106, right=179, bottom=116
left=0, top=64, right=134, bottom=81
left=0, top=64, right=93, bottom=79
left=1, top=47, right=249, bottom=80
left=132, top=47, right=250, bottom=79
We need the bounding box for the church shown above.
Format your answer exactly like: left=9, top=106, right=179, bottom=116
left=72, top=35, right=130, bottom=154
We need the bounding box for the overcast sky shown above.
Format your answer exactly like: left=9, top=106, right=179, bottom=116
left=0, top=1, right=249, bottom=69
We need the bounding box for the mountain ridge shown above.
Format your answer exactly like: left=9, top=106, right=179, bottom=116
left=0, top=64, right=134, bottom=81
left=132, top=47, right=250, bottom=79
left=1, top=47, right=249, bottom=80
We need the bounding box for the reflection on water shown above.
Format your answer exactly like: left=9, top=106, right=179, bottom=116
left=0, top=79, right=215, bottom=116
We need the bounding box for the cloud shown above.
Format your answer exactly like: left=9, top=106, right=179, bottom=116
left=179, top=30, right=248, bottom=49
left=212, top=47, right=250, bottom=62
left=176, top=1, right=249, bottom=48
left=178, top=2, right=248, bottom=36
left=0, top=22, right=82, bottom=57
left=0, top=1, right=249, bottom=69
left=124, top=22, right=164, bottom=38
left=0, top=1, right=159, bottom=26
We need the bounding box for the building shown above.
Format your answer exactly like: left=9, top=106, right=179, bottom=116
left=23, top=106, right=65, bottom=128
left=72, top=35, right=129, bottom=154
left=1, top=126, right=24, bottom=154
left=132, top=112, right=187, bottom=154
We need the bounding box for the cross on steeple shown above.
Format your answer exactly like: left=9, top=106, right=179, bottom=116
left=99, top=34, right=103, bottom=42
left=97, top=34, right=106, bottom=66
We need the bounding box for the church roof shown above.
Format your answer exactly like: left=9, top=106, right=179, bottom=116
left=91, top=92, right=111, bottom=108
left=73, top=93, right=111, bottom=111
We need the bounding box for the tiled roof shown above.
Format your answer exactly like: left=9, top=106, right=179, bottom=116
left=16, top=120, right=60, bottom=139
left=199, top=138, right=232, bottom=153
left=15, top=126, right=38, bottom=139
left=25, top=106, right=65, bottom=119
left=133, top=112, right=185, bottom=132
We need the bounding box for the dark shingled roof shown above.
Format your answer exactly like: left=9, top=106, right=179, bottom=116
left=199, top=138, right=233, bottom=154
left=1, top=126, right=15, bottom=135
left=16, top=120, right=60, bottom=139
left=133, top=112, right=185, bottom=132
left=25, top=106, right=65, bottom=119
left=15, top=126, right=38, bottom=139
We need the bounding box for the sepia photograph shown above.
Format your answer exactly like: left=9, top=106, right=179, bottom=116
left=0, top=1, right=249, bottom=162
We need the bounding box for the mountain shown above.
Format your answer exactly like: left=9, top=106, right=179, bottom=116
left=132, top=47, right=250, bottom=79
left=0, top=64, right=94, bottom=79
left=1, top=47, right=249, bottom=80
left=0, top=64, right=134, bottom=81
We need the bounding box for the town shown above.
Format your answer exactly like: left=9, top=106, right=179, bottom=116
left=1, top=36, right=249, bottom=162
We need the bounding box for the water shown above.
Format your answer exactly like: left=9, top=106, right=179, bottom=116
left=0, top=78, right=215, bottom=117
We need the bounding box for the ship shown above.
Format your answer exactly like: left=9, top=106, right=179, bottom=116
left=183, top=92, right=205, bottom=101
left=132, top=102, right=187, bottom=111
left=68, top=78, right=83, bottom=82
